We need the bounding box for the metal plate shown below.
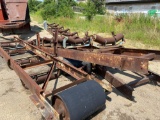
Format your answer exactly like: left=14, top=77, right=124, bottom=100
left=5, top=0, right=28, bottom=21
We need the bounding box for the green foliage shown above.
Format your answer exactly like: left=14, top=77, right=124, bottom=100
left=43, top=0, right=53, bottom=5
left=28, top=0, right=41, bottom=12
left=77, top=0, right=106, bottom=15
left=41, top=2, right=56, bottom=20
left=56, top=0, right=75, bottom=18
left=77, top=2, right=86, bottom=9
left=92, top=0, right=106, bottom=15
left=40, top=0, right=75, bottom=19
left=32, top=12, right=160, bottom=48
left=69, top=0, right=77, bottom=6
left=84, top=0, right=96, bottom=21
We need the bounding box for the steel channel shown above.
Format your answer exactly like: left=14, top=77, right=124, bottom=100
left=105, top=71, right=134, bottom=100
left=14, top=38, right=111, bottom=91
left=44, top=78, right=87, bottom=98
left=95, top=65, right=134, bottom=100
left=39, top=46, right=149, bottom=75
left=0, top=46, right=43, bottom=96
left=121, top=48, right=160, bottom=60
left=57, top=48, right=149, bottom=74
left=14, top=37, right=90, bottom=80
left=128, top=77, right=150, bottom=87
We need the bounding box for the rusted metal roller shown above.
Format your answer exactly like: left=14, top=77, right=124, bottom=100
left=49, top=24, right=59, bottom=27
left=114, top=33, right=124, bottom=42
left=43, top=36, right=65, bottom=43
left=0, top=42, right=24, bottom=48
left=59, top=29, right=70, bottom=34
left=51, top=26, right=64, bottom=30
left=30, top=73, right=57, bottom=84
left=0, top=43, right=17, bottom=48
left=16, top=57, right=40, bottom=66
left=35, top=74, right=56, bottom=84
left=93, top=33, right=124, bottom=45
left=47, top=23, right=56, bottom=26
left=62, top=32, right=78, bottom=36
left=5, top=48, right=26, bottom=55
left=52, top=80, right=106, bottom=120
left=66, top=36, right=89, bottom=44
left=58, top=36, right=65, bottom=42
left=43, top=37, right=53, bottom=43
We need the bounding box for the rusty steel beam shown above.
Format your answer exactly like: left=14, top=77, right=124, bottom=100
left=105, top=71, right=134, bottom=100
left=1, top=42, right=108, bottom=119
left=128, top=77, right=150, bottom=88
left=42, top=62, right=56, bottom=91
left=56, top=59, right=89, bottom=80
left=0, top=39, right=111, bottom=92
left=139, top=53, right=156, bottom=60
left=57, top=48, right=149, bottom=74
left=0, top=44, right=93, bottom=119
left=15, top=38, right=55, bottom=60
left=95, top=65, right=134, bottom=100
left=1, top=32, right=160, bottom=120
left=8, top=38, right=111, bottom=90
left=30, top=95, right=59, bottom=120
left=148, top=71, right=160, bottom=85
left=16, top=38, right=112, bottom=92
left=120, top=48, right=160, bottom=60
left=39, top=46, right=150, bottom=75
left=44, top=78, right=87, bottom=98
left=0, top=47, right=43, bottom=95
left=13, top=37, right=91, bottom=80
left=128, top=72, right=160, bottom=87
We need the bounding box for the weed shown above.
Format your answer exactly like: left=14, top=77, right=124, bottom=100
left=31, top=12, right=160, bottom=49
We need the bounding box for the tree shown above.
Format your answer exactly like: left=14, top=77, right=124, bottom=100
left=28, top=0, right=41, bottom=12
left=41, top=1, right=56, bottom=20
left=41, top=0, right=75, bottom=19
left=43, top=0, right=53, bottom=4
left=84, top=0, right=96, bottom=21
left=92, top=0, right=106, bottom=15
left=56, top=0, right=75, bottom=18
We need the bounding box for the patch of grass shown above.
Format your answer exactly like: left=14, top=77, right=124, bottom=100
left=31, top=12, right=160, bottom=49
left=31, top=11, right=43, bottom=24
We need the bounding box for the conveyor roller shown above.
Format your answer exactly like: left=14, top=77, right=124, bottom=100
left=52, top=80, right=106, bottom=120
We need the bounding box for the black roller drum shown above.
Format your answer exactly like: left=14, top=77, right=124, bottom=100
left=52, top=80, right=106, bottom=120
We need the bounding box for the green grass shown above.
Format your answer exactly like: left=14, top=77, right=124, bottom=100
left=31, top=12, right=160, bottom=48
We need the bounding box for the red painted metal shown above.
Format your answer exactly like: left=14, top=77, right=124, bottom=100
left=0, top=2, right=4, bottom=20
left=4, top=0, right=28, bottom=21
left=0, top=0, right=30, bottom=33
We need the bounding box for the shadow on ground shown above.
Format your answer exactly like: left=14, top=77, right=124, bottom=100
left=0, top=25, right=43, bottom=41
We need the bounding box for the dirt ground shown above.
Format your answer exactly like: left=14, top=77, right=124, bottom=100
left=0, top=22, right=160, bottom=120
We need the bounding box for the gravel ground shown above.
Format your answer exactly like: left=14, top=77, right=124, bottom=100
left=0, top=22, right=160, bottom=120
left=0, top=56, right=160, bottom=120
